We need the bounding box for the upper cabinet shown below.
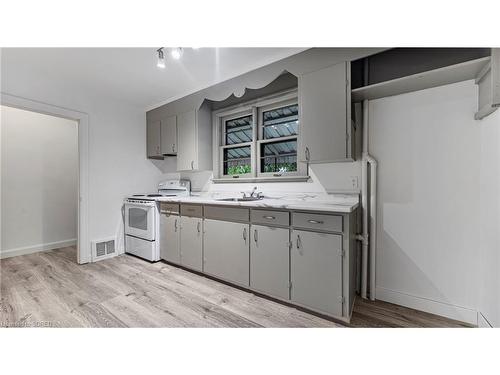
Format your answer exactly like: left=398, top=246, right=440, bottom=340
left=176, top=102, right=212, bottom=171
left=147, top=116, right=177, bottom=159
left=161, top=115, right=177, bottom=155
left=146, top=120, right=162, bottom=159
left=298, top=61, right=352, bottom=163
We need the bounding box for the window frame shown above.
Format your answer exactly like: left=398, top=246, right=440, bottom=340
left=213, top=88, right=306, bottom=181
left=256, top=97, right=300, bottom=178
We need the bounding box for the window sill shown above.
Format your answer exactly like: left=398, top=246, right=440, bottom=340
left=212, top=176, right=310, bottom=184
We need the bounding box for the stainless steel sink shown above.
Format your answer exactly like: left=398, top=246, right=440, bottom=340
left=216, top=197, right=263, bottom=202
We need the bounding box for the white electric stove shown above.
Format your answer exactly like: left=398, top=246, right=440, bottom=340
left=124, top=179, right=190, bottom=261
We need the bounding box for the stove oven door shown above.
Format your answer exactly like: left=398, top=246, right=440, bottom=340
left=124, top=202, right=156, bottom=241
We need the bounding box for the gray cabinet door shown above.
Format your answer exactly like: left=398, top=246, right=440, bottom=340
left=298, top=62, right=349, bottom=163
left=180, top=216, right=203, bottom=271
left=146, top=120, right=162, bottom=158
left=203, top=219, right=249, bottom=286
left=177, top=109, right=197, bottom=171
left=290, top=229, right=343, bottom=317
left=161, top=115, right=177, bottom=155
left=250, top=225, right=290, bottom=300
left=160, top=213, right=180, bottom=264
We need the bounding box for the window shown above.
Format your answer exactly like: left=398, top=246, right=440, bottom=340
left=216, top=90, right=305, bottom=180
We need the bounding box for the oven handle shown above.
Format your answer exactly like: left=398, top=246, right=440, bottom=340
left=124, top=201, right=156, bottom=208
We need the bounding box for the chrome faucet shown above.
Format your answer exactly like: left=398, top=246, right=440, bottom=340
left=241, top=186, right=263, bottom=199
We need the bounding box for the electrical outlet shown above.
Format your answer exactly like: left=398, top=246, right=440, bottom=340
left=350, top=176, right=359, bottom=189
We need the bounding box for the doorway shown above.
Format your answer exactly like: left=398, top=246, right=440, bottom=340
left=0, top=94, right=89, bottom=264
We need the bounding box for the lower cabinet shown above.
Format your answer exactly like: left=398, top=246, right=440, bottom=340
left=290, top=229, right=343, bottom=317
left=203, top=219, right=249, bottom=286
left=160, top=214, right=180, bottom=264
left=180, top=216, right=203, bottom=271
left=250, top=225, right=290, bottom=300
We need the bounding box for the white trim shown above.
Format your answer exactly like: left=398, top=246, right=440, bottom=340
left=376, top=286, right=478, bottom=326
left=477, top=312, right=493, bottom=328
left=0, top=239, right=77, bottom=259
left=0, top=93, right=90, bottom=264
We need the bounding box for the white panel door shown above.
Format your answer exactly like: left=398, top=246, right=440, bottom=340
left=290, top=230, right=343, bottom=317
left=180, top=216, right=203, bottom=271
left=250, top=225, right=290, bottom=300
left=203, top=219, right=249, bottom=286
left=177, top=109, right=197, bottom=171
left=160, top=213, right=180, bottom=264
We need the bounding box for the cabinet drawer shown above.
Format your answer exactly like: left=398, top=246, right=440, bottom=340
left=292, top=212, right=343, bottom=232
left=180, top=204, right=203, bottom=218
left=160, top=203, right=179, bottom=214
left=204, top=205, right=249, bottom=222
left=251, top=209, right=289, bottom=226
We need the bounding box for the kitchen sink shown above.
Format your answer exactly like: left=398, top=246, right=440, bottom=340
left=216, top=197, right=264, bottom=202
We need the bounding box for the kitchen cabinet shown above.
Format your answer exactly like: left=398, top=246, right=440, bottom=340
left=298, top=61, right=352, bottom=163
left=180, top=216, right=203, bottom=271
left=160, top=213, right=180, bottom=264
left=203, top=219, right=250, bottom=286
left=160, top=115, right=177, bottom=155
left=146, top=120, right=162, bottom=159
left=290, top=229, right=343, bottom=317
left=250, top=225, right=290, bottom=300
left=176, top=102, right=212, bottom=171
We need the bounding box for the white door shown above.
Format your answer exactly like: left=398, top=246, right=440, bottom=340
left=160, top=213, right=180, bottom=263
left=177, top=109, right=197, bottom=171
left=250, top=225, right=290, bottom=300
left=290, top=230, right=343, bottom=317
left=125, top=202, right=156, bottom=241
left=203, top=219, right=249, bottom=286
left=180, top=216, right=203, bottom=271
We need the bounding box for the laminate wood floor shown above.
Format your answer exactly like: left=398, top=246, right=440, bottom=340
left=0, top=247, right=472, bottom=328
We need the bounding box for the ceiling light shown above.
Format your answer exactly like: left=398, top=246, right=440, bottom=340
left=171, top=47, right=183, bottom=60
left=157, top=48, right=165, bottom=68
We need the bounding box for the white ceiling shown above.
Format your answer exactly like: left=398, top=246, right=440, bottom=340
left=1, top=48, right=305, bottom=109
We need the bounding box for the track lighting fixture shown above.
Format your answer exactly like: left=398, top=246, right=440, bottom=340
left=170, top=47, right=183, bottom=60
left=156, top=48, right=165, bottom=69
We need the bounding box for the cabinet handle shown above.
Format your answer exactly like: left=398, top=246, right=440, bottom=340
left=243, top=227, right=247, bottom=242
left=305, top=146, right=310, bottom=162
left=254, top=229, right=258, bottom=243
left=296, top=234, right=301, bottom=249
left=307, top=219, right=324, bottom=225
left=191, top=160, right=194, bottom=170
left=197, top=221, right=201, bottom=233
left=263, top=215, right=276, bottom=220
left=174, top=218, right=178, bottom=232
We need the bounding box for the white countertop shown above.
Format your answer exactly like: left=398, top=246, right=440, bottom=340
left=156, top=192, right=359, bottom=214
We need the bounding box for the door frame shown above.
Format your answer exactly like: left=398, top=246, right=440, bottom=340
left=1, top=93, right=90, bottom=264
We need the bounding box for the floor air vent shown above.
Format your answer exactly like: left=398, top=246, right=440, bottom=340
left=92, top=238, right=116, bottom=261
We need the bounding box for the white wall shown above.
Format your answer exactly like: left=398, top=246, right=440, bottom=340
left=1, top=106, right=78, bottom=256
left=479, top=108, right=500, bottom=327
left=369, top=80, right=500, bottom=325
left=1, top=61, right=168, bottom=257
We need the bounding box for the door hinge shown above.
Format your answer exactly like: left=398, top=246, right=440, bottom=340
left=287, top=241, right=293, bottom=249
left=338, top=296, right=345, bottom=305
left=339, top=249, right=345, bottom=257
left=288, top=282, right=293, bottom=290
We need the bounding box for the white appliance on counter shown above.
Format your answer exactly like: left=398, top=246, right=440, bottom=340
left=124, top=179, right=190, bottom=261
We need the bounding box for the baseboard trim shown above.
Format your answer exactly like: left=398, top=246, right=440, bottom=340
left=376, top=286, right=478, bottom=326
left=477, top=312, right=493, bottom=328
left=0, top=239, right=77, bottom=259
